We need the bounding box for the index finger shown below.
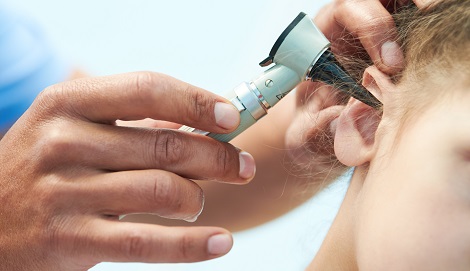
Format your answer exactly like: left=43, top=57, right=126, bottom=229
left=315, top=0, right=404, bottom=74
left=35, top=71, right=240, bottom=133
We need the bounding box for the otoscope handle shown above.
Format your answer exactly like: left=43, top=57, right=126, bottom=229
left=207, top=104, right=258, bottom=142
left=179, top=65, right=300, bottom=142
left=179, top=84, right=257, bottom=142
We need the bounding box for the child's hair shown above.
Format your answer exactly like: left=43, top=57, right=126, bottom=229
left=397, top=0, right=470, bottom=84
left=394, top=0, right=470, bottom=125
left=296, top=0, right=470, bottom=190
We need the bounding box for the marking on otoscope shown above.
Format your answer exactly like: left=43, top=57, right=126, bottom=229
left=276, top=91, right=290, bottom=100
left=265, top=79, right=274, bottom=88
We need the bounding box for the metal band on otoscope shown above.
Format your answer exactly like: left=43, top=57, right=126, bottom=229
left=233, top=82, right=267, bottom=120
left=249, top=82, right=271, bottom=109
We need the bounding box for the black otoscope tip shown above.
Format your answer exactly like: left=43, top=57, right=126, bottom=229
left=308, top=50, right=383, bottom=109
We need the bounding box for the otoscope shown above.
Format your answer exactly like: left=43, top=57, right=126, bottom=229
left=180, top=12, right=381, bottom=142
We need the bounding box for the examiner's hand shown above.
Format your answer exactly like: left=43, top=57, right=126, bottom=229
left=0, top=72, right=255, bottom=271
left=286, top=0, right=433, bottom=163
left=314, top=0, right=432, bottom=74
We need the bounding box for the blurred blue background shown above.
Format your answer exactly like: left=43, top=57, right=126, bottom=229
left=1, top=1, right=350, bottom=270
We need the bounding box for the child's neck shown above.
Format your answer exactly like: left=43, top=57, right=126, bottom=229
left=306, top=167, right=367, bottom=271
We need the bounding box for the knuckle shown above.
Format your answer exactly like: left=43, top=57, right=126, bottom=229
left=34, top=124, right=75, bottom=163
left=333, top=1, right=354, bottom=22
left=214, top=145, right=234, bottom=177
left=151, top=130, right=187, bottom=167
left=335, top=0, right=394, bottom=34
left=150, top=173, right=177, bottom=208
left=135, top=71, right=155, bottom=89
left=357, top=19, right=387, bottom=37
left=34, top=79, right=95, bottom=120
left=130, top=71, right=170, bottom=103
left=150, top=174, right=187, bottom=217
left=132, top=71, right=163, bottom=103
left=183, top=87, right=214, bottom=124
left=147, top=174, right=202, bottom=219
left=38, top=180, right=66, bottom=207
left=35, top=85, right=56, bottom=105
left=34, top=85, right=67, bottom=116
left=334, top=0, right=358, bottom=11
left=122, top=232, right=151, bottom=260
left=178, top=233, right=197, bottom=259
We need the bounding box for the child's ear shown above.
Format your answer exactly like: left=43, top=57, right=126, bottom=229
left=334, top=66, right=394, bottom=166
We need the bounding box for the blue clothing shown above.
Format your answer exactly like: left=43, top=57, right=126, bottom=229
left=0, top=6, right=70, bottom=132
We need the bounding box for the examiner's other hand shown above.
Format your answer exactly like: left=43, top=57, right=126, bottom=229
left=314, top=0, right=432, bottom=74
left=0, top=72, right=255, bottom=271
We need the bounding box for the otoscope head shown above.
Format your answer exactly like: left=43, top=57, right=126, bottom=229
left=259, top=12, right=382, bottom=109
left=259, top=12, right=329, bottom=80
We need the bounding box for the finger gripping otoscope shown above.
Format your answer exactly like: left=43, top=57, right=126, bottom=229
left=180, top=12, right=381, bottom=142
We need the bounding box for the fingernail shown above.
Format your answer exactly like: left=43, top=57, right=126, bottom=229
left=381, top=41, right=404, bottom=68
left=239, top=151, right=256, bottom=180
left=214, top=102, right=240, bottom=130
left=207, top=234, right=232, bottom=255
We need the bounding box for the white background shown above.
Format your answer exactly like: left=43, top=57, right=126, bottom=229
left=2, top=1, right=351, bottom=270
left=4, top=0, right=330, bottom=93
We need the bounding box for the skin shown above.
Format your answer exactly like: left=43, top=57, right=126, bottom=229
left=0, top=71, right=256, bottom=270
left=308, top=66, right=470, bottom=270
left=356, top=95, right=470, bottom=270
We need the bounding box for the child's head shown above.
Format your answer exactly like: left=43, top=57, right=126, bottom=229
left=331, top=0, right=470, bottom=269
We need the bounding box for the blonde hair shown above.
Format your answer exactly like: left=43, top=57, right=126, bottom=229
left=394, top=0, right=470, bottom=122
left=397, top=0, right=470, bottom=83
